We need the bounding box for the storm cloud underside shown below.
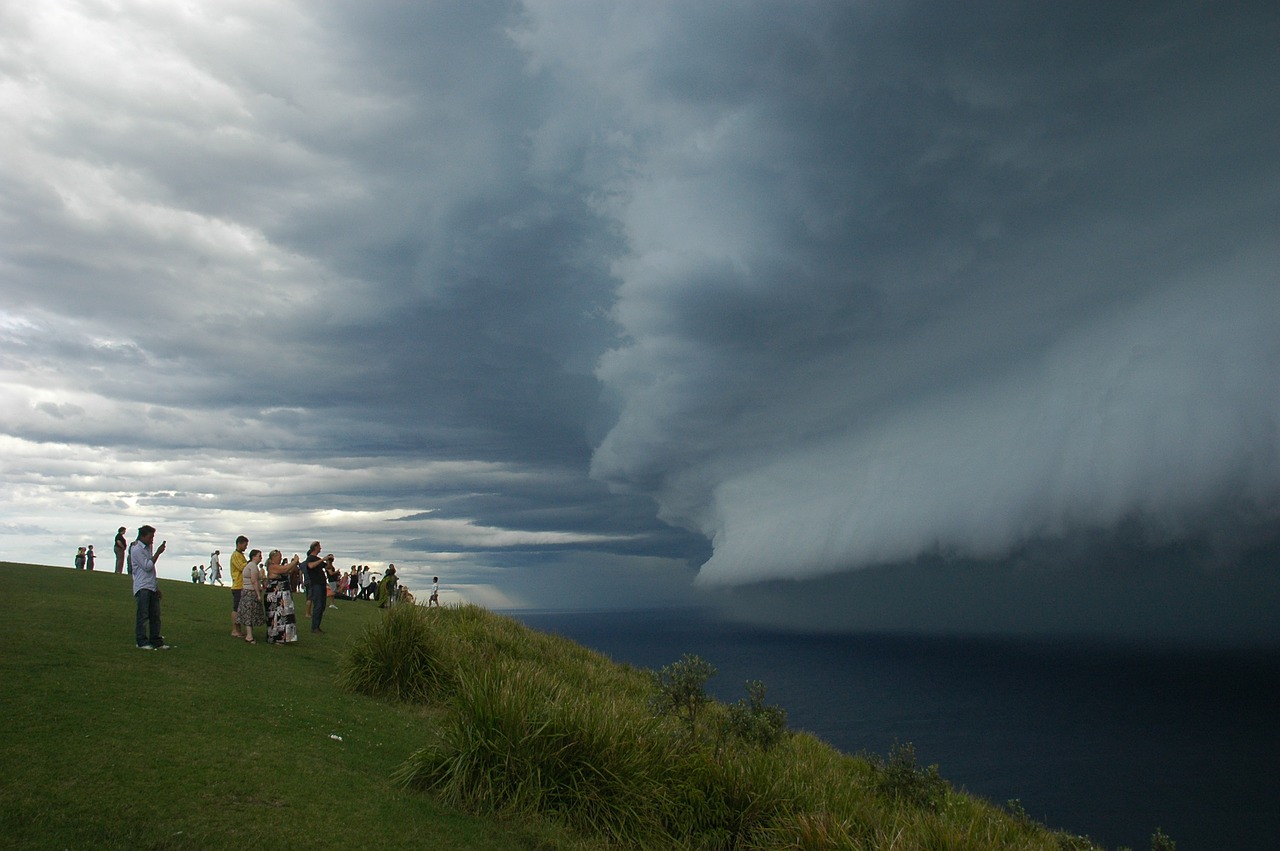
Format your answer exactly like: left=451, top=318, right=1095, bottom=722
left=1, top=2, right=1277, bottom=633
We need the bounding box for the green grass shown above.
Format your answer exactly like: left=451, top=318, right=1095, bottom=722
left=0, top=562, right=571, bottom=850
left=2, top=562, right=1117, bottom=850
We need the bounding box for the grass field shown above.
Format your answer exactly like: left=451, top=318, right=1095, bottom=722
left=0, top=562, right=567, bottom=850
left=2, top=562, right=1121, bottom=850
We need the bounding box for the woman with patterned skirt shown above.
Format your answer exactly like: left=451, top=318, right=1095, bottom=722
left=237, top=549, right=268, bottom=643
left=264, top=549, right=299, bottom=645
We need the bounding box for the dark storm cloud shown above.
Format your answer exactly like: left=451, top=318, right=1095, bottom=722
left=575, top=2, right=1280, bottom=606
left=2, top=2, right=1276, bottom=626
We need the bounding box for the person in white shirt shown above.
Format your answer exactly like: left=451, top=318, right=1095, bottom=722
left=130, top=525, right=169, bottom=650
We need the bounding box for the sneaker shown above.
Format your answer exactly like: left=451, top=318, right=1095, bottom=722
left=137, top=644, right=155, bottom=650
left=153, top=644, right=173, bottom=650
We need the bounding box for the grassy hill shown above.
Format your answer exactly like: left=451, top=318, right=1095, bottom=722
left=1, top=562, right=1123, bottom=850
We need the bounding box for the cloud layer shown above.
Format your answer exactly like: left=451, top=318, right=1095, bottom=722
left=1, top=2, right=1277, bottom=631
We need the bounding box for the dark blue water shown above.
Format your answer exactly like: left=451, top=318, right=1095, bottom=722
left=509, top=608, right=1280, bottom=851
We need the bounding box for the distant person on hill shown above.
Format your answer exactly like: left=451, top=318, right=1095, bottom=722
left=358, top=566, right=373, bottom=600
left=130, top=525, right=169, bottom=649
left=237, top=549, right=267, bottom=644
left=86, top=545, right=96, bottom=571
left=209, top=549, right=223, bottom=586
left=114, top=527, right=127, bottom=573
left=230, top=535, right=249, bottom=639
left=302, top=542, right=328, bottom=634
left=191, top=565, right=199, bottom=584
left=378, top=566, right=398, bottom=609
left=75, top=547, right=86, bottom=570
left=264, top=550, right=298, bottom=645
left=428, top=576, right=439, bottom=607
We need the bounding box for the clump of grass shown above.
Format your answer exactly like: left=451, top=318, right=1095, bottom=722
left=337, top=601, right=451, bottom=701
left=397, top=661, right=679, bottom=846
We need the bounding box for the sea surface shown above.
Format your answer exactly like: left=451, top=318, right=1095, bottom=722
left=509, top=608, right=1280, bottom=851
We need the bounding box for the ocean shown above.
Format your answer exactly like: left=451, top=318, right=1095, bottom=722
left=509, top=608, right=1280, bottom=851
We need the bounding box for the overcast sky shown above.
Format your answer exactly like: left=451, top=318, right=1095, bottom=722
left=2, top=2, right=1277, bottom=639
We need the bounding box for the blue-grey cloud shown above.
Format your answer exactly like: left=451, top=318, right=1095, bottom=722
left=1, top=2, right=1276, bottom=632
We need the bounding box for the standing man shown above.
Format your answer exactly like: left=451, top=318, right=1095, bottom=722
left=302, top=541, right=328, bottom=633
left=428, top=576, right=440, bottom=607
left=114, top=527, right=127, bottom=574
left=209, top=549, right=223, bottom=586
left=86, top=544, right=96, bottom=571
left=74, top=547, right=86, bottom=570
left=130, top=525, right=169, bottom=649
left=230, top=535, right=249, bottom=638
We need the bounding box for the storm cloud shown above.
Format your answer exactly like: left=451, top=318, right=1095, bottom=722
left=1, top=2, right=1277, bottom=632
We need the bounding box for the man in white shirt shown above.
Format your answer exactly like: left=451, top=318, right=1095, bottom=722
left=130, top=525, right=170, bottom=650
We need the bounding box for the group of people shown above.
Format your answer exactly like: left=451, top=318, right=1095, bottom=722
left=120, top=524, right=436, bottom=651
left=189, top=551, right=225, bottom=585
left=229, top=535, right=304, bottom=646
left=74, top=528, right=131, bottom=573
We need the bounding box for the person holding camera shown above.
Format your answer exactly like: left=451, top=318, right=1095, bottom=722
left=130, top=525, right=170, bottom=650
left=302, top=541, right=330, bottom=634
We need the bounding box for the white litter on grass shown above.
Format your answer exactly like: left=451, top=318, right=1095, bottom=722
left=329, top=734, right=343, bottom=742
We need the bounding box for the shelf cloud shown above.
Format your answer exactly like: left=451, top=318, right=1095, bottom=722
left=1, top=2, right=1276, bottom=637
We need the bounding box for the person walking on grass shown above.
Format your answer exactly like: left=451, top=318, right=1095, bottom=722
left=86, top=544, right=96, bottom=571
left=230, top=535, right=249, bottom=638
left=428, top=576, right=440, bottom=607
left=236, top=549, right=267, bottom=644
left=130, top=525, right=169, bottom=650
left=114, top=526, right=127, bottom=574
left=302, top=541, right=328, bottom=633
left=210, top=549, right=223, bottom=586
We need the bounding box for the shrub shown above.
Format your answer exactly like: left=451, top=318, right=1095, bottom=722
left=337, top=602, right=450, bottom=702
left=721, top=679, right=788, bottom=751
left=868, top=741, right=950, bottom=811
left=649, top=653, right=717, bottom=737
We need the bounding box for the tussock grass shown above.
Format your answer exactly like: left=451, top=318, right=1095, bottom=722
left=336, top=599, right=448, bottom=700
left=339, top=600, right=1110, bottom=851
